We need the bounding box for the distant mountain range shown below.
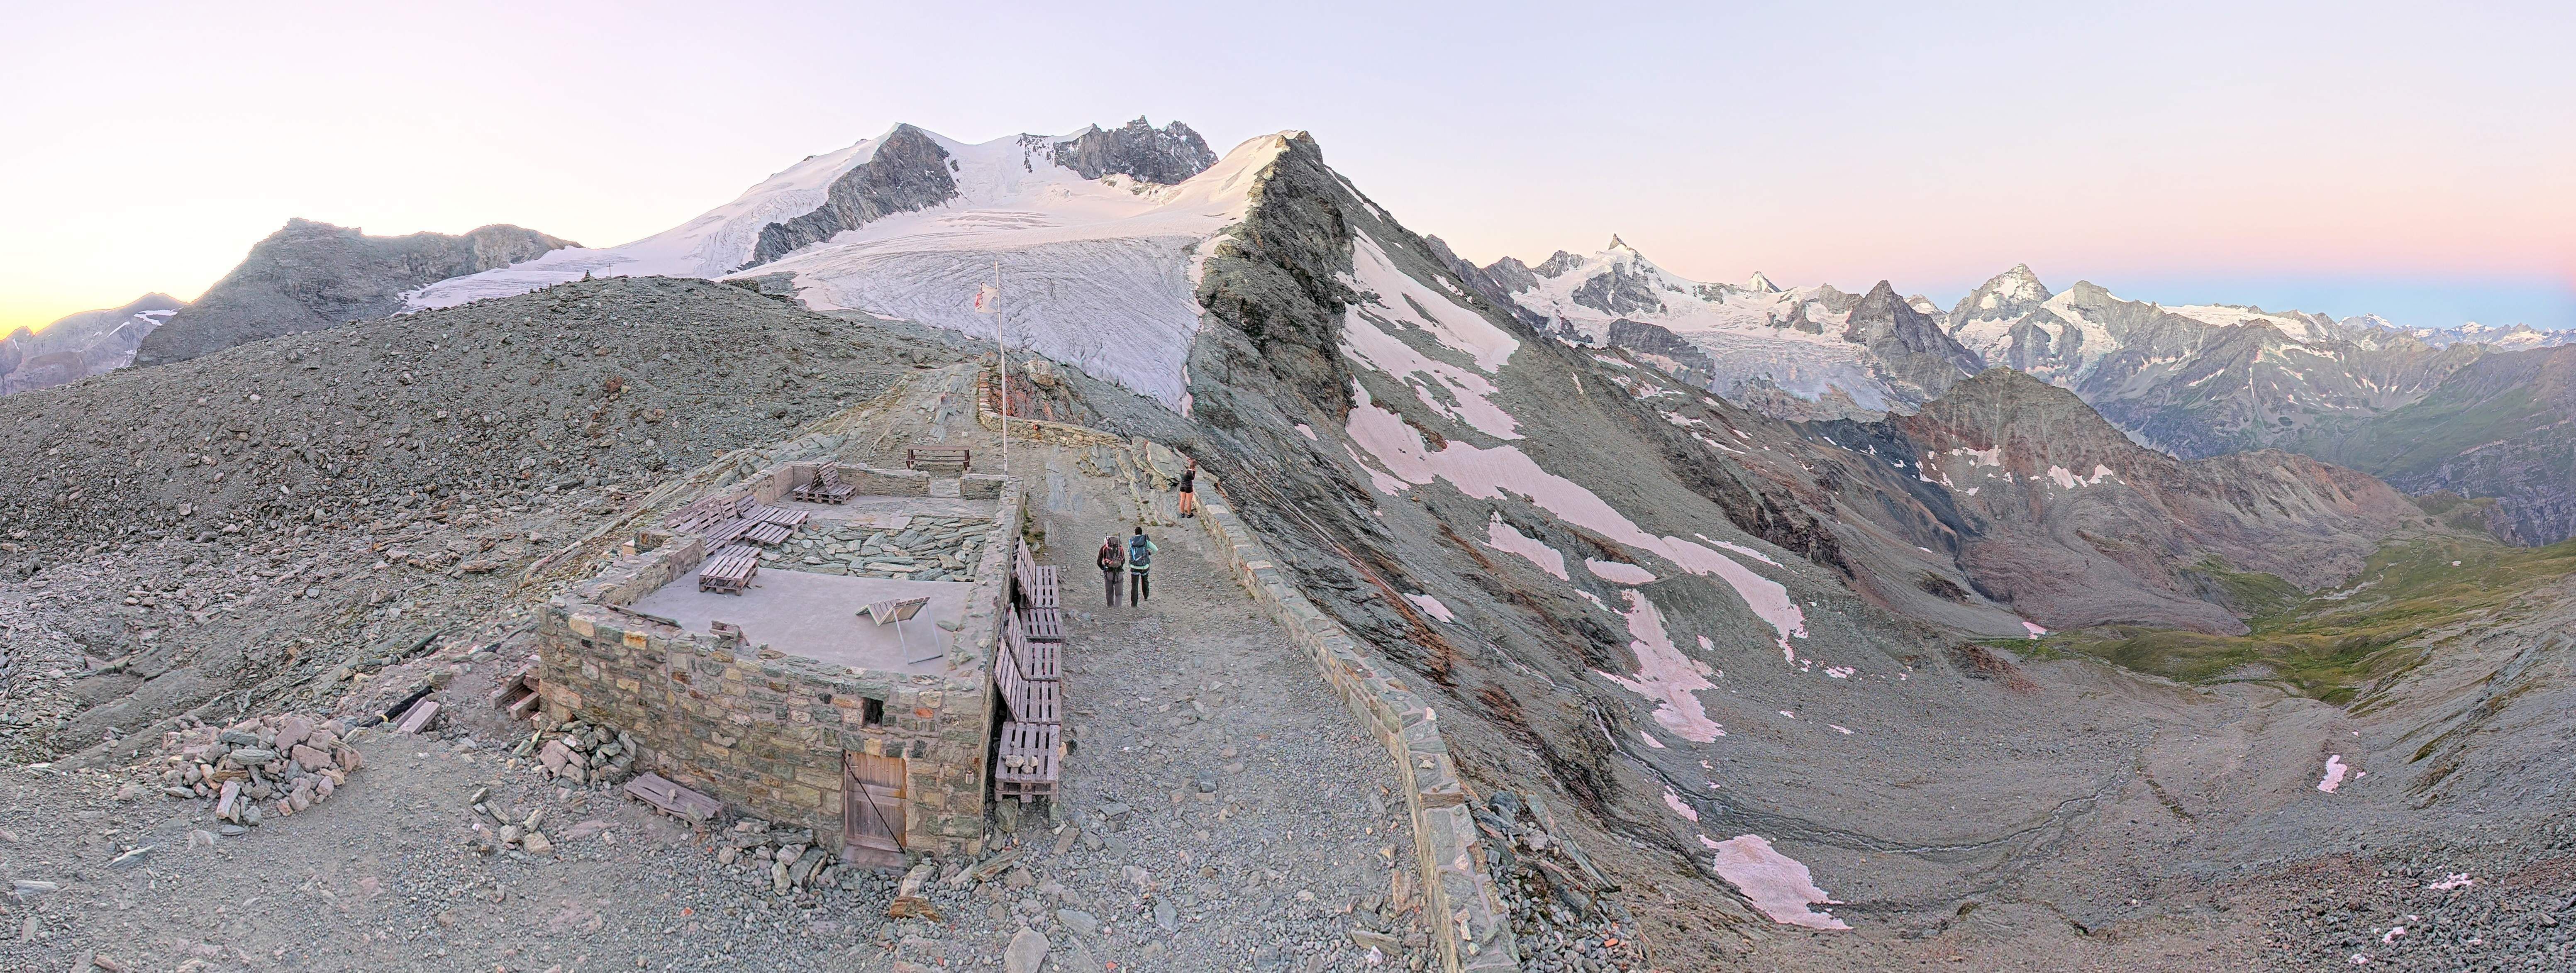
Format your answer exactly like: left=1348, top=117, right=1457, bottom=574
left=1452, top=244, right=2576, bottom=542
left=19, top=121, right=2573, bottom=542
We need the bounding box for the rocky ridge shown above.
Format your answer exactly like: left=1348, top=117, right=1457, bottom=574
left=134, top=219, right=573, bottom=367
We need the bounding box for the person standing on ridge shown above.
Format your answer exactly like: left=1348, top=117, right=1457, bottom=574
left=1176, top=458, right=1198, bottom=518
left=1096, top=534, right=1125, bottom=608
left=1127, top=526, right=1157, bottom=606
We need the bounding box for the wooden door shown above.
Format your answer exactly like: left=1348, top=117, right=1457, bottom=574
left=843, top=752, right=907, bottom=863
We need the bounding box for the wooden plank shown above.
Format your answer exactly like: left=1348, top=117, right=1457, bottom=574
left=743, top=522, right=791, bottom=546
left=623, top=772, right=722, bottom=824
left=1017, top=607, right=1063, bottom=641
left=395, top=699, right=441, bottom=734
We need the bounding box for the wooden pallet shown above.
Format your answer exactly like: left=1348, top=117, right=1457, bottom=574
left=742, top=521, right=792, bottom=546
left=624, top=772, right=721, bottom=824
left=699, top=544, right=760, bottom=594
left=1004, top=614, right=1059, bottom=681
left=907, top=446, right=972, bottom=473
left=1016, top=606, right=1064, bottom=643
left=993, top=721, right=1060, bottom=802
left=794, top=466, right=854, bottom=505
left=1012, top=542, right=1059, bottom=608
left=993, top=645, right=1061, bottom=724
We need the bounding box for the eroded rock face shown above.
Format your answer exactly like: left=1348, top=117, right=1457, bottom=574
left=134, top=220, right=570, bottom=367
left=1049, top=117, right=1217, bottom=185
left=1843, top=281, right=1984, bottom=402
left=744, top=124, right=960, bottom=268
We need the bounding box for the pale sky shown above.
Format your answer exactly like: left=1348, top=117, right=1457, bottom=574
left=5, top=0, right=2570, bottom=334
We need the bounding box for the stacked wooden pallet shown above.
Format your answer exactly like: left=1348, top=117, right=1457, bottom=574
left=698, top=544, right=760, bottom=594
left=993, top=561, right=1065, bottom=802
left=794, top=465, right=855, bottom=504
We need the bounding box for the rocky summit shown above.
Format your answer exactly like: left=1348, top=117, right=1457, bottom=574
left=6, top=117, right=2574, bottom=973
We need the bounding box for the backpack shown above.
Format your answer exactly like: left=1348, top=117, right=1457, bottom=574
left=1127, top=535, right=1154, bottom=570
left=1098, top=541, right=1124, bottom=571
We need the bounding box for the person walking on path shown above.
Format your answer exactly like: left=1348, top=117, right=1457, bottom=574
left=1127, top=526, right=1158, bottom=606
left=1177, top=459, right=1199, bottom=518
left=1096, top=534, right=1126, bottom=607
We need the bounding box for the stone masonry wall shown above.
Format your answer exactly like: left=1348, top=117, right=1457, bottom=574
left=536, top=465, right=1025, bottom=859
left=1193, top=477, right=1522, bottom=973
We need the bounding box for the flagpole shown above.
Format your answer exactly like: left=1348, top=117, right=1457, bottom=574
left=995, top=259, right=1007, bottom=480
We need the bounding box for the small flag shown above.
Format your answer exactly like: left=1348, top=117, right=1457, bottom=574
left=973, top=283, right=998, bottom=313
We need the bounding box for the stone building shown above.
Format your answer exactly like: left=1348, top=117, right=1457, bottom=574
left=536, top=460, right=1020, bottom=863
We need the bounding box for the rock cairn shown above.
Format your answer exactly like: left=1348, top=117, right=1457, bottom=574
left=141, top=714, right=364, bottom=830
left=463, top=785, right=560, bottom=857
left=1477, top=791, right=1649, bottom=973
left=514, top=715, right=638, bottom=786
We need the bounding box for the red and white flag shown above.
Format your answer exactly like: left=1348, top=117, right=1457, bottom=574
left=972, top=283, right=998, bottom=313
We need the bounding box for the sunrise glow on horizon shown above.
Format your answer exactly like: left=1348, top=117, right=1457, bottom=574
left=4, top=1, right=2569, bottom=335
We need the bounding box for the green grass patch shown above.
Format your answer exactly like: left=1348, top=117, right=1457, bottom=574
left=2023, top=536, right=2576, bottom=702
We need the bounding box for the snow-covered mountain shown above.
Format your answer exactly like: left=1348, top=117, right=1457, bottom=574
left=408, top=118, right=1255, bottom=407
left=1459, top=238, right=1981, bottom=418
left=0, top=294, right=183, bottom=395
left=2398, top=320, right=2576, bottom=350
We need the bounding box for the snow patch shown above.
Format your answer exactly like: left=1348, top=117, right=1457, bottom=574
left=1638, top=731, right=1665, bottom=749
left=1403, top=593, right=1456, bottom=623
left=1483, top=515, right=1569, bottom=580
left=1593, top=590, right=1726, bottom=743
left=1346, top=385, right=1806, bottom=650
left=2318, top=754, right=2351, bottom=793
left=1664, top=788, right=1700, bottom=822
left=1705, top=835, right=1849, bottom=930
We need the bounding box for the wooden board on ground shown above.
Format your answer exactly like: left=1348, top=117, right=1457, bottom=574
left=624, top=772, right=721, bottom=824
left=395, top=699, right=441, bottom=734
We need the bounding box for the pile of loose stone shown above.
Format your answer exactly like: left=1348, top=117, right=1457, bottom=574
left=463, top=783, right=562, bottom=857
left=763, top=515, right=990, bottom=582
left=713, top=819, right=872, bottom=896
left=517, top=716, right=637, bottom=786
left=1476, top=791, right=1651, bottom=973
left=140, top=713, right=365, bottom=831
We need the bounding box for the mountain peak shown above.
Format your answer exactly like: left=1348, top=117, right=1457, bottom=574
left=1605, top=234, right=1639, bottom=254
left=1742, top=271, right=1781, bottom=293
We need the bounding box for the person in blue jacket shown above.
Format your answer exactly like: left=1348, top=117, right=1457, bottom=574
left=1126, top=526, right=1157, bottom=606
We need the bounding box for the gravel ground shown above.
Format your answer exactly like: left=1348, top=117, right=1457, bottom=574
left=0, top=276, right=972, bottom=767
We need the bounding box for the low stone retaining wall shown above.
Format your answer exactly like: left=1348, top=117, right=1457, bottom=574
left=1194, top=480, right=1522, bottom=973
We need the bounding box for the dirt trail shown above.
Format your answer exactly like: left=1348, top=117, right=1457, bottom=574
left=983, top=436, right=1434, bottom=970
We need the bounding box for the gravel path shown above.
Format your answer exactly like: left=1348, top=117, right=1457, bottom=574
left=995, top=441, right=1434, bottom=971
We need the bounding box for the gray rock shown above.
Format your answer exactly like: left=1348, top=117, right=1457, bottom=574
left=1003, top=927, right=1049, bottom=973
left=1056, top=907, right=1098, bottom=935
left=136, top=219, right=573, bottom=366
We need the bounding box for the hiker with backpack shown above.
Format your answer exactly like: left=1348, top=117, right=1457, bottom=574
left=1096, top=534, right=1125, bottom=607
left=1176, top=459, right=1198, bottom=518
left=1127, top=526, right=1158, bottom=606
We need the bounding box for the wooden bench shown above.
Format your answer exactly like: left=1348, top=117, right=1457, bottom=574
left=993, top=721, right=1061, bottom=802
left=1017, top=606, right=1064, bottom=643
left=698, top=544, right=760, bottom=594
left=1004, top=613, right=1059, bottom=681
left=993, top=643, right=1061, bottom=724
left=794, top=465, right=855, bottom=505
left=906, top=446, right=971, bottom=474
left=1012, top=541, right=1058, bottom=609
